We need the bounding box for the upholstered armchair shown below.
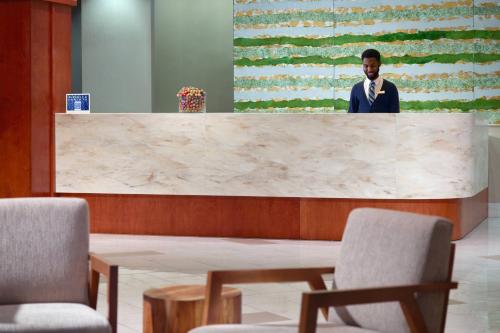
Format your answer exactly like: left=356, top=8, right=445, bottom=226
left=0, top=198, right=118, bottom=333
left=191, top=208, right=457, bottom=333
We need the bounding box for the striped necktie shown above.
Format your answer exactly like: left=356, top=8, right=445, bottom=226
left=368, top=80, right=376, bottom=105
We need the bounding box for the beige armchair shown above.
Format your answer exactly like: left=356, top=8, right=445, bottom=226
left=191, top=208, right=457, bottom=333
left=0, top=198, right=118, bottom=333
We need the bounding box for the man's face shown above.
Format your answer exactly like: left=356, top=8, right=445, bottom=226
left=363, top=57, right=380, bottom=80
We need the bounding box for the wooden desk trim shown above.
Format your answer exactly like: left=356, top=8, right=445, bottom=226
left=57, top=188, right=487, bottom=241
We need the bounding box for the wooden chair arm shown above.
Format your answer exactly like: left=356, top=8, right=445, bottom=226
left=299, top=282, right=458, bottom=333
left=88, top=253, right=119, bottom=333
left=202, top=266, right=335, bottom=325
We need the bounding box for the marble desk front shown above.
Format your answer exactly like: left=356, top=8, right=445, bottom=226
left=56, top=113, right=487, bottom=200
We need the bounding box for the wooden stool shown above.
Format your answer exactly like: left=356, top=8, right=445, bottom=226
left=143, top=284, right=242, bottom=333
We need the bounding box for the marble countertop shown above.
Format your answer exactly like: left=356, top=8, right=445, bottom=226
left=55, top=113, right=488, bottom=199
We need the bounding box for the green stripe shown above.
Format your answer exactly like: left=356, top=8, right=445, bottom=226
left=235, top=55, right=336, bottom=66
left=235, top=99, right=338, bottom=110
left=234, top=54, right=500, bottom=66
left=234, top=41, right=498, bottom=59
left=235, top=77, right=333, bottom=89
left=381, top=54, right=500, bottom=65
left=475, top=5, right=500, bottom=16
left=234, top=6, right=484, bottom=25
left=235, top=107, right=338, bottom=113
left=235, top=36, right=332, bottom=47
left=234, top=12, right=333, bottom=25
left=234, top=98, right=500, bottom=111
left=233, top=30, right=500, bottom=47
left=234, top=77, right=500, bottom=90
left=334, top=6, right=476, bottom=23
left=336, top=77, right=499, bottom=90
left=400, top=99, right=500, bottom=111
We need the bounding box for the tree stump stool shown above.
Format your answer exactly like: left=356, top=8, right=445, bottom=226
left=143, top=284, right=242, bottom=333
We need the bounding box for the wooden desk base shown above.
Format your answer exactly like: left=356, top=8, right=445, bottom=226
left=58, top=188, right=488, bottom=241
left=143, top=285, right=241, bottom=333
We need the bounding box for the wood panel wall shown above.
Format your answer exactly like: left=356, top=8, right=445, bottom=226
left=0, top=0, right=73, bottom=198
left=58, top=189, right=488, bottom=241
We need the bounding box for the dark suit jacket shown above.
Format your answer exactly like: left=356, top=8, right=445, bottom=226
left=348, top=79, right=400, bottom=113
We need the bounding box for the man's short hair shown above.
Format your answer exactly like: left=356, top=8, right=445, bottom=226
left=361, top=49, right=381, bottom=62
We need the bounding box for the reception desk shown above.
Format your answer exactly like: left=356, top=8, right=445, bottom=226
left=56, top=113, right=488, bottom=240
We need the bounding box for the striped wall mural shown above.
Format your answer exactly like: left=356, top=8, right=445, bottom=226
left=233, top=0, right=500, bottom=124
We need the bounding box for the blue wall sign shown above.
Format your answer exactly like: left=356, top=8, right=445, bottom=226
left=66, top=94, right=90, bottom=113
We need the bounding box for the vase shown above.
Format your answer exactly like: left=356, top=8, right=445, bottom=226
left=178, top=94, right=206, bottom=113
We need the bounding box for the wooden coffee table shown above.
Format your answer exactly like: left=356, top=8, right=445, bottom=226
left=143, top=284, right=242, bottom=333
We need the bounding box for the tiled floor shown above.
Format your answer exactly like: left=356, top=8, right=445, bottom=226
left=91, top=217, right=500, bottom=333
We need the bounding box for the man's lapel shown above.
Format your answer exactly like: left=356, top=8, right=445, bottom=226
left=371, top=80, right=387, bottom=107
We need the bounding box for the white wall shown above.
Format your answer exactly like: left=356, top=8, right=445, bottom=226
left=152, top=0, right=234, bottom=113
left=82, top=0, right=151, bottom=113
left=490, top=126, right=500, bottom=216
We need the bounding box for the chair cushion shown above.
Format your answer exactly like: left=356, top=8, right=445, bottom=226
left=189, top=323, right=378, bottom=333
left=0, top=303, right=111, bottom=333
left=0, top=198, right=89, bottom=305
left=329, top=208, right=452, bottom=333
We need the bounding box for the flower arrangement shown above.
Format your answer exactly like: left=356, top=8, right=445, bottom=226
left=176, top=86, right=206, bottom=113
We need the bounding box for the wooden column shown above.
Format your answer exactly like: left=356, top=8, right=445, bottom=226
left=0, top=0, right=75, bottom=198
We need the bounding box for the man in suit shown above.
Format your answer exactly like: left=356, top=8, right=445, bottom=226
left=348, top=49, right=400, bottom=113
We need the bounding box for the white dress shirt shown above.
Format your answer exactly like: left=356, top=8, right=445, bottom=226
left=363, top=76, right=384, bottom=102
